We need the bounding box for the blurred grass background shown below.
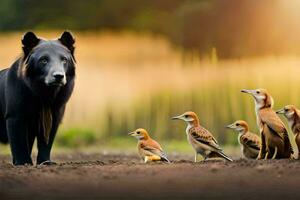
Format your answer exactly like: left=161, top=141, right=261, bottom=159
left=1, top=1, right=300, bottom=156
left=1, top=32, right=299, bottom=155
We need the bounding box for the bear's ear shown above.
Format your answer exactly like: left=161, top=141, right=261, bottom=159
left=22, top=32, right=40, bottom=57
left=59, top=31, right=75, bottom=55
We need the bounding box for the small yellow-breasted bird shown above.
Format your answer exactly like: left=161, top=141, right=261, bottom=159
left=128, top=128, right=170, bottom=163
left=226, top=120, right=261, bottom=159
left=241, top=88, right=293, bottom=159
left=276, top=105, right=300, bottom=158
left=172, top=111, right=232, bottom=162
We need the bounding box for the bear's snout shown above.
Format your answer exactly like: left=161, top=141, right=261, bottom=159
left=51, top=71, right=66, bottom=86
left=53, top=72, right=65, bottom=82
left=45, top=71, right=67, bottom=86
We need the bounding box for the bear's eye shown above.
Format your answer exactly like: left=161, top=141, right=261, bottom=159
left=40, top=58, right=48, bottom=65
left=62, top=57, right=67, bottom=64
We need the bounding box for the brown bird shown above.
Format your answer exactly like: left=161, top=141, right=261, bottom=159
left=128, top=128, right=170, bottom=163
left=172, top=111, right=232, bottom=162
left=276, top=105, right=300, bottom=159
left=226, top=120, right=261, bottom=159
left=241, top=89, right=293, bottom=159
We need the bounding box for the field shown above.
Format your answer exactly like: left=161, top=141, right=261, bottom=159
left=1, top=32, right=300, bottom=199
left=1, top=153, right=300, bottom=200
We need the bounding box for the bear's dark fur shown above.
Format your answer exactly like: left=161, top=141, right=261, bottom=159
left=0, top=31, right=76, bottom=165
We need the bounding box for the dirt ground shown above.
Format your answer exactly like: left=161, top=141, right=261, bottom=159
left=1, top=153, right=300, bottom=200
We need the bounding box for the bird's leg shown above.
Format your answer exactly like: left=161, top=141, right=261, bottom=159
left=257, top=151, right=262, bottom=160
left=264, top=151, right=269, bottom=160
left=295, top=137, right=300, bottom=159
left=144, top=156, right=149, bottom=163
left=258, top=132, right=266, bottom=159
left=271, top=147, right=278, bottom=159
left=194, top=153, right=198, bottom=162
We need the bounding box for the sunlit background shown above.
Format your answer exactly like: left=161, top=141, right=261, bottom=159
left=1, top=0, right=300, bottom=156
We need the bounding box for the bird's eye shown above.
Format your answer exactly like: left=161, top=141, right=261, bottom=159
left=256, top=91, right=260, bottom=94
left=137, top=131, right=140, bottom=134
left=284, top=108, right=288, bottom=112
left=236, top=123, right=240, bottom=126
left=184, top=115, right=188, bottom=118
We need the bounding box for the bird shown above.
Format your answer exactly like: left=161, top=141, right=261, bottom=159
left=226, top=120, right=261, bottom=159
left=241, top=89, right=293, bottom=159
left=276, top=105, right=300, bottom=159
left=128, top=128, right=170, bottom=163
left=172, top=111, right=232, bottom=162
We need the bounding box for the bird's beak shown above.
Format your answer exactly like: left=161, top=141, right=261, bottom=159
left=226, top=123, right=235, bottom=129
left=171, top=115, right=183, bottom=120
left=241, top=89, right=255, bottom=95
left=276, top=108, right=285, bottom=114
left=128, top=131, right=136, bottom=136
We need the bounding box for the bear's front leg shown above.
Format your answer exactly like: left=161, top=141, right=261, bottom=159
left=36, top=135, right=56, bottom=165
left=36, top=117, right=60, bottom=165
left=6, top=118, right=33, bottom=165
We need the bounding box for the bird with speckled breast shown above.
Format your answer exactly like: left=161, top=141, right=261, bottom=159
left=172, top=111, right=232, bottom=162
left=241, top=88, right=293, bottom=159
left=276, top=105, right=300, bottom=159
left=226, top=120, right=261, bottom=159
left=128, top=128, right=170, bottom=163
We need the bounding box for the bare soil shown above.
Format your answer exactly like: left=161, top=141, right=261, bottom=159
left=1, top=153, right=300, bottom=200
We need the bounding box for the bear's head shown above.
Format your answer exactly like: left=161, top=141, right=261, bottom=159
left=20, top=31, right=76, bottom=88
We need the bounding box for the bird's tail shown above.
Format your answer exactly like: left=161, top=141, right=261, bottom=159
left=217, top=151, right=233, bottom=162
left=161, top=155, right=171, bottom=163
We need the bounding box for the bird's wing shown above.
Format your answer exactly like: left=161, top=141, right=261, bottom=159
left=240, top=133, right=260, bottom=150
left=293, top=123, right=300, bottom=134
left=260, top=108, right=293, bottom=154
left=189, top=126, right=222, bottom=151
left=259, top=108, right=287, bottom=138
left=140, top=139, right=169, bottom=161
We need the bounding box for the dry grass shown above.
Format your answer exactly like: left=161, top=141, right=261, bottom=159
left=0, top=31, right=300, bottom=151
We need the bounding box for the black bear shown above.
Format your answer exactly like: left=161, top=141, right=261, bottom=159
left=0, top=31, right=76, bottom=165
